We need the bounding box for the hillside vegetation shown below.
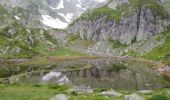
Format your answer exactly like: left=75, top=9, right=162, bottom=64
left=78, top=0, right=167, bottom=22
left=0, top=21, right=58, bottom=59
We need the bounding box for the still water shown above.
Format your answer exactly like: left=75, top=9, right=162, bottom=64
left=1, top=58, right=166, bottom=90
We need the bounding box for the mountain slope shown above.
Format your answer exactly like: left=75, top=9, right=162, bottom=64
left=0, top=21, right=57, bottom=59
left=0, top=0, right=108, bottom=29
left=0, top=0, right=108, bottom=59
left=0, top=4, right=57, bottom=58
left=48, top=0, right=170, bottom=64
left=41, top=0, right=108, bottom=29
left=67, top=0, right=170, bottom=45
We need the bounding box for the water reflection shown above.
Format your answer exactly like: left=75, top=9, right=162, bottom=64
left=8, top=59, right=165, bottom=90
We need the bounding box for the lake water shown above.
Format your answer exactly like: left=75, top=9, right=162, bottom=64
left=0, top=58, right=167, bottom=90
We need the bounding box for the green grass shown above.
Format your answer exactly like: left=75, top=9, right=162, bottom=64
left=79, top=6, right=121, bottom=22
left=70, top=95, right=123, bottom=100
left=0, top=83, right=123, bottom=100
left=129, top=0, right=168, bottom=18
left=107, top=63, right=127, bottom=72
left=149, top=94, right=170, bottom=100
left=67, top=34, right=80, bottom=43
left=0, top=23, right=90, bottom=59
left=0, top=21, right=59, bottom=59
left=0, top=4, right=7, bottom=15
left=0, top=83, right=170, bottom=100
left=108, top=39, right=127, bottom=48
left=113, top=0, right=168, bottom=19
left=47, top=48, right=87, bottom=57
left=0, top=84, right=68, bottom=100
left=67, top=34, right=95, bottom=48
left=143, top=27, right=170, bottom=64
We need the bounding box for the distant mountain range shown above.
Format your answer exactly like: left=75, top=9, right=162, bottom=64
left=0, top=0, right=108, bottom=29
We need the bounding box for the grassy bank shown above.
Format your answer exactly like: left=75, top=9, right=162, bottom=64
left=0, top=84, right=67, bottom=100
left=20, top=48, right=95, bottom=65
left=0, top=83, right=169, bottom=100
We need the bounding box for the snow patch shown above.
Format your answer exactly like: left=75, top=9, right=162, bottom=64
left=41, top=15, right=68, bottom=29
left=49, top=0, right=64, bottom=10
left=15, top=16, right=20, bottom=20
left=57, top=0, right=64, bottom=9
left=76, top=4, right=82, bottom=8
left=58, top=13, right=74, bottom=22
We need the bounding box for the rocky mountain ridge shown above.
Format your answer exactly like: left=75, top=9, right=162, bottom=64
left=67, top=0, right=170, bottom=45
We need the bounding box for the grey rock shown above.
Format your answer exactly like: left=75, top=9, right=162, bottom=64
left=125, top=94, right=145, bottom=100
left=27, top=36, right=35, bottom=45
left=51, top=94, right=67, bottom=100
left=100, top=91, right=122, bottom=97
left=7, top=28, right=16, bottom=36
left=74, top=85, right=93, bottom=94
left=117, top=0, right=129, bottom=7
left=138, top=90, right=153, bottom=94
left=12, top=47, right=21, bottom=54
left=108, top=0, right=119, bottom=10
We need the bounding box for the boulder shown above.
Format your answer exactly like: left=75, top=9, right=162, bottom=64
left=100, top=91, right=122, bottom=97
left=51, top=94, right=67, bottom=100
left=7, top=28, right=16, bottom=36
left=138, top=90, right=153, bottom=94
left=125, top=93, right=145, bottom=100
left=74, top=85, right=93, bottom=94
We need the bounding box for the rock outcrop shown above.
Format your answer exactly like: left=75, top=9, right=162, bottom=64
left=125, top=94, right=145, bottom=100
left=67, top=0, right=170, bottom=45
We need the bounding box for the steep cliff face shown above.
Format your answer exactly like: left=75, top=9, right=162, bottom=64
left=67, top=0, right=170, bottom=45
